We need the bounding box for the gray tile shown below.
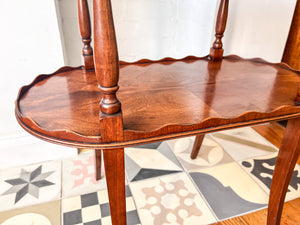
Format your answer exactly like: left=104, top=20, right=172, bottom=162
left=190, top=172, right=266, bottom=220
left=133, top=142, right=162, bottom=149
left=125, top=154, right=141, bottom=182
left=81, top=192, right=99, bottom=208
left=63, top=209, right=82, bottom=225
left=84, top=220, right=102, bottom=225
left=157, top=142, right=183, bottom=169
left=127, top=210, right=141, bottom=225
left=132, top=168, right=181, bottom=182
left=100, top=202, right=110, bottom=218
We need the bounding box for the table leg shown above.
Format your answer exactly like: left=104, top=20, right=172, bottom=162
left=103, top=148, right=126, bottom=225
left=95, top=149, right=102, bottom=180
left=267, top=118, right=300, bottom=225
left=190, top=134, right=205, bottom=159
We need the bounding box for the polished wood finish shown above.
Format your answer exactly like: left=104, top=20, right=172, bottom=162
left=95, top=149, right=102, bottom=180
left=282, top=0, right=300, bottom=70
left=15, top=56, right=300, bottom=148
left=78, top=0, right=94, bottom=70
left=210, top=0, right=229, bottom=60
left=103, top=148, right=126, bottom=225
left=190, top=134, right=205, bottom=159
left=15, top=0, right=300, bottom=224
left=93, top=0, right=121, bottom=115
left=267, top=118, right=300, bottom=225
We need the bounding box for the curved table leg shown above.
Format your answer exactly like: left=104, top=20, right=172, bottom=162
left=267, top=118, right=300, bottom=225
left=190, top=134, right=205, bottom=159
left=103, top=148, right=126, bottom=225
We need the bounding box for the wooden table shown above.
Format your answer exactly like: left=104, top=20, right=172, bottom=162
left=15, top=0, right=300, bottom=224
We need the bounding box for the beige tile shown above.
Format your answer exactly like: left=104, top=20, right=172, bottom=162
left=190, top=162, right=268, bottom=220
left=196, top=162, right=268, bottom=204
left=130, top=172, right=216, bottom=225
left=0, top=201, right=60, bottom=225
left=62, top=195, right=81, bottom=212
left=168, top=135, right=234, bottom=171
left=211, top=127, right=278, bottom=161
left=81, top=205, right=101, bottom=222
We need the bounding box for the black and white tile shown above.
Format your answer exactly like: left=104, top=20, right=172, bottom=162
left=62, top=186, right=141, bottom=225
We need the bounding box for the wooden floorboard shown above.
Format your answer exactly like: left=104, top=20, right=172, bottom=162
left=211, top=122, right=300, bottom=225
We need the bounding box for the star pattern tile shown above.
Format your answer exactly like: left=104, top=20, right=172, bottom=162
left=1, top=165, right=55, bottom=203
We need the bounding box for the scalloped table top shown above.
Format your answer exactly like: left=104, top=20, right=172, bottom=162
left=16, top=55, right=300, bottom=148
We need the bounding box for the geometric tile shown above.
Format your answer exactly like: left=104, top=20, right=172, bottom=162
left=239, top=153, right=300, bottom=202
left=131, top=142, right=162, bottom=149
left=125, top=142, right=182, bottom=182
left=167, top=135, right=234, bottom=171
left=130, top=172, right=216, bottom=225
left=62, top=151, right=107, bottom=198
left=62, top=186, right=141, bottom=225
left=0, top=161, right=61, bottom=211
left=211, top=127, right=278, bottom=161
left=0, top=201, right=60, bottom=225
left=190, top=162, right=268, bottom=220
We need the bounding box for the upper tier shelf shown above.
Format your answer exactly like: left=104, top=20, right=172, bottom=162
left=16, top=55, right=300, bottom=148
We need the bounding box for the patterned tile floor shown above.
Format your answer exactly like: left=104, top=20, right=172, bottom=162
left=1, top=127, right=300, bottom=225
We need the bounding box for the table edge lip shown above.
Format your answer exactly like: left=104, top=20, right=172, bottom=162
left=14, top=54, right=300, bottom=148
left=15, top=107, right=300, bottom=149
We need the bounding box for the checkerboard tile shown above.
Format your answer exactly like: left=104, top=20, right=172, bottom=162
left=62, top=186, right=141, bottom=225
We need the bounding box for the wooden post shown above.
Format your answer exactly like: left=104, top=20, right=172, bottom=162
left=78, top=0, right=94, bottom=70
left=210, top=0, right=229, bottom=61
left=282, top=0, right=300, bottom=70
left=94, top=0, right=121, bottom=115
left=93, top=1, right=126, bottom=225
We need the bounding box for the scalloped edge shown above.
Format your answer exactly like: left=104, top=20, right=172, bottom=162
left=123, top=105, right=300, bottom=141
left=120, top=55, right=209, bottom=65
left=15, top=65, right=103, bottom=144
left=119, top=54, right=300, bottom=74
left=17, top=66, right=83, bottom=100
left=15, top=55, right=300, bottom=147
left=224, top=55, right=300, bottom=74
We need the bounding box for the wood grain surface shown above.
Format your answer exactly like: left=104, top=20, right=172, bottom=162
left=16, top=56, right=300, bottom=148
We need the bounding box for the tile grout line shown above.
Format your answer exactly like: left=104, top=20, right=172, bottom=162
left=165, top=139, right=219, bottom=223
left=184, top=168, right=219, bottom=223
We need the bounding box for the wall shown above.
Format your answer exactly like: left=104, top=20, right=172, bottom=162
left=57, top=0, right=296, bottom=65
left=0, top=0, right=76, bottom=168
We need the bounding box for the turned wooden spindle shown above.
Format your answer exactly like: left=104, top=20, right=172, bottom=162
left=210, top=0, right=229, bottom=61
left=78, top=0, right=94, bottom=70
left=94, top=0, right=121, bottom=115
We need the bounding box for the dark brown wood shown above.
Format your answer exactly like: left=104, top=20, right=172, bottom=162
left=267, top=118, right=300, bottom=225
left=190, top=134, right=205, bottom=159
left=78, top=0, right=94, bottom=70
left=282, top=0, right=300, bottom=70
left=103, top=148, right=126, bottom=225
left=15, top=56, right=300, bottom=148
left=14, top=1, right=300, bottom=224
left=210, top=0, right=229, bottom=60
left=95, top=149, right=102, bottom=180
left=93, top=0, right=121, bottom=115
